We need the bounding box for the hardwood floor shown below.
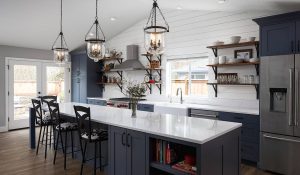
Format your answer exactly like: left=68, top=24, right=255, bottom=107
left=0, top=129, right=275, bottom=175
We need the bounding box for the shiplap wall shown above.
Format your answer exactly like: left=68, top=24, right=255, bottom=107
left=103, top=10, right=278, bottom=107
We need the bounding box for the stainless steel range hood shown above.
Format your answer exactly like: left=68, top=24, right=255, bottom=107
left=112, top=45, right=145, bottom=71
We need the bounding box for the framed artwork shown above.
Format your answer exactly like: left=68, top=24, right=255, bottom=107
left=234, top=49, right=253, bottom=59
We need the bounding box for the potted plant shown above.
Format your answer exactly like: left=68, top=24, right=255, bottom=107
left=123, top=80, right=147, bottom=117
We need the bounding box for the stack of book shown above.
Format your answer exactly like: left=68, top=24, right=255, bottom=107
left=154, top=140, right=176, bottom=164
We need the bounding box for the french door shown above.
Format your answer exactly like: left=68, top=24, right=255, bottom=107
left=7, top=58, right=71, bottom=130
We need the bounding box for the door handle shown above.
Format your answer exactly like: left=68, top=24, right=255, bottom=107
left=291, top=41, right=295, bottom=53
left=190, top=113, right=217, bottom=118
left=263, top=134, right=300, bottom=143
left=289, top=69, right=294, bottom=126
left=126, top=133, right=131, bottom=147
left=121, top=132, right=126, bottom=146
left=295, top=69, right=299, bottom=127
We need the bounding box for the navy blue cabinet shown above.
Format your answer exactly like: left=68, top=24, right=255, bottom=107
left=219, top=112, right=260, bottom=163
left=109, top=126, right=146, bottom=175
left=296, top=21, right=300, bottom=54
left=71, top=52, right=102, bottom=103
left=254, top=11, right=300, bottom=56
left=137, top=104, right=154, bottom=112
left=260, top=22, right=295, bottom=56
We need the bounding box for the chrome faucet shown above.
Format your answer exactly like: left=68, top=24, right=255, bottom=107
left=176, top=88, right=183, bottom=104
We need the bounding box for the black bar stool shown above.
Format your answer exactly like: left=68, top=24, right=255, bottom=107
left=40, top=96, right=57, bottom=148
left=74, top=105, right=108, bottom=175
left=31, top=99, right=56, bottom=159
left=48, top=102, right=79, bottom=170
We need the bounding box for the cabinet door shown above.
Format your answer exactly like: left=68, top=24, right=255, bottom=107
left=109, top=126, right=127, bottom=175
left=126, top=130, right=146, bottom=175
left=71, top=55, right=81, bottom=77
left=296, top=21, right=300, bottom=54
left=261, top=22, right=296, bottom=56
left=71, top=77, right=80, bottom=102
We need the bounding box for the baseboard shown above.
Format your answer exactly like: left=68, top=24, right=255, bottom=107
left=0, top=126, right=8, bottom=132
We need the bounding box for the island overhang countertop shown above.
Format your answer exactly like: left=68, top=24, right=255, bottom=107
left=58, top=102, right=242, bottom=144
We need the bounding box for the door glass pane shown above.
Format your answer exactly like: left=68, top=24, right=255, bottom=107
left=14, top=65, right=37, bottom=120
left=46, top=67, right=65, bottom=103
left=190, top=59, right=208, bottom=96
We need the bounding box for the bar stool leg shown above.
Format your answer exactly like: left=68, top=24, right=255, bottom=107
left=53, top=130, right=60, bottom=165
left=81, top=142, right=87, bottom=175
left=45, top=125, right=49, bottom=159
left=99, top=141, right=102, bottom=171
left=41, top=125, right=46, bottom=144
left=59, top=131, right=65, bottom=154
left=94, top=142, right=97, bottom=175
left=49, top=125, right=52, bottom=148
left=36, top=125, right=43, bottom=155
left=64, top=131, right=68, bottom=170
left=71, top=131, right=74, bottom=159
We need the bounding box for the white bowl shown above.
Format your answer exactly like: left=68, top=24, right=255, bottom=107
left=248, top=37, right=256, bottom=42
left=213, top=41, right=224, bottom=46
left=230, top=36, right=241, bottom=44
left=249, top=58, right=259, bottom=63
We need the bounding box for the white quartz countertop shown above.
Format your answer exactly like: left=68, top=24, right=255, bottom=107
left=87, top=97, right=258, bottom=115
left=59, top=102, right=242, bottom=145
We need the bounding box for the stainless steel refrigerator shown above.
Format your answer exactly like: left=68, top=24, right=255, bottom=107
left=260, top=55, right=300, bottom=175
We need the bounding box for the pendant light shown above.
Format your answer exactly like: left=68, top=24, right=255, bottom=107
left=85, top=0, right=106, bottom=62
left=144, top=0, right=169, bottom=55
left=52, top=0, right=69, bottom=64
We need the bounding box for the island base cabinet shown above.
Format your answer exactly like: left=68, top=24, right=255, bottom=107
left=109, top=126, right=146, bottom=175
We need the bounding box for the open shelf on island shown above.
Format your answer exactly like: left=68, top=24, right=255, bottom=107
left=150, top=162, right=192, bottom=175
left=207, top=83, right=259, bottom=99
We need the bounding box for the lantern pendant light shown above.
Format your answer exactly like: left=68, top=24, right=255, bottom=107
left=144, top=0, right=169, bottom=55
left=85, top=0, right=106, bottom=62
left=52, top=0, right=69, bottom=64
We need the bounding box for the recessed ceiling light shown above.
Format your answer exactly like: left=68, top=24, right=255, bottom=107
left=176, top=6, right=182, bottom=10
left=218, top=0, right=226, bottom=3
left=110, top=17, right=117, bottom=21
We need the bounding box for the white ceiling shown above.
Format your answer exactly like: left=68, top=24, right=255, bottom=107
left=0, top=0, right=299, bottom=51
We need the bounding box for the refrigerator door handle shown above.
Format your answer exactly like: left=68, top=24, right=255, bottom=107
left=296, top=69, right=299, bottom=127
left=289, top=69, right=294, bottom=126
left=263, top=134, right=300, bottom=143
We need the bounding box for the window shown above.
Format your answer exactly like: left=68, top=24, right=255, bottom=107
left=167, top=58, right=209, bottom=97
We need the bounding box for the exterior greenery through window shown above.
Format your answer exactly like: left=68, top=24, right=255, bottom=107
left=167, top=58, right=208, bottom=97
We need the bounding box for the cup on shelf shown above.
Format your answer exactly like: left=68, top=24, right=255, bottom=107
left=248, top=37, right=256, bottom=42
left=212, top=57, right=219, bottom=65
left=219, top=56, right=226, bottom=64
left=243, top=75, right=249, bottom=84
left=249, top=75, right=255, bottom=84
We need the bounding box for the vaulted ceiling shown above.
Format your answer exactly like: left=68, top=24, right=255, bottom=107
left=0, top=0, right=299, bottom=51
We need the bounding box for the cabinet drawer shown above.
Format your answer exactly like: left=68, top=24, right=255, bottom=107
left=241, top=142, right=259, bottom=162
left=219, top=112, right=259, bottom=128
left=241, top=127, right=259, bottom=143
left=94, top=100, right=107, bottom=106
left=87, top=99, right=95, bottom=104
left=189, top=109, right=219, bottom=119
left=137, top=104, right=154, bottom=112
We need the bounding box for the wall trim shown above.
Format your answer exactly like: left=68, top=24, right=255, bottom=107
left=0, top=126, right=8, bottom=132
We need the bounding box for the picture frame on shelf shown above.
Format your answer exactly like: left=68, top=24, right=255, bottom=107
left=234, top=49, right=253, bottom=59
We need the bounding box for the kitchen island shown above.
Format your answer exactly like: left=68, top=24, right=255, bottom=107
left=29, top=102, right=242, bottom=175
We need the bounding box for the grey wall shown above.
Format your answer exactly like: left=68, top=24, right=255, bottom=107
left=0, top=45, right=53, bottom=128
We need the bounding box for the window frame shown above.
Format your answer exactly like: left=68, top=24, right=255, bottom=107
left=166, top=57, right=209, bottom=98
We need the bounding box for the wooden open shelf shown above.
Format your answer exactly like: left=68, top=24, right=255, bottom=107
left=207, top=41, right=259, bottom=57
left=207, top=83, right=259, bottom=99
left=102, top=57, right=123, bottom=64
left=150, top=162, right=191, bottom=175
left=207, top=62, right=259, bottom=67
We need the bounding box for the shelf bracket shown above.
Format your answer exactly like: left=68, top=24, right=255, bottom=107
left=254, top=42, right=260, bottom=58
left=211, top=66, right=218, bottom=80
left=211, top=48, right=218, bottom=57
left=116, top=82, right=123, bottom=91
left=254, top=64, right=259, bottom=76
left=209, top=84, right=218, bottom=97
left=155, top=84, right=162, bottom=94
left=117, top=58, right=123, bottom=64
left=254, top=84, right=259, bottom=99
left=145, top=83, right=152, bottom=94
